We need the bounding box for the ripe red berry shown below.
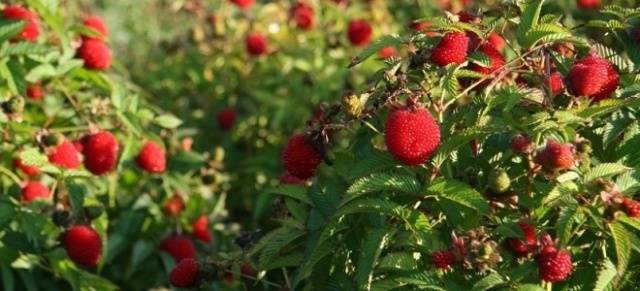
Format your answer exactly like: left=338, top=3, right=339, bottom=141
left=241, top=263, right=256, bottom=276
left=535, top=140, right=575, bottom=171
left=63, top=225, right=102, bottom=267
left=2, top=5, right=40, bottom=42
left=470, top=43, right=505, bottom=75
left=510, top=134, right=533, bottom=155
left=487, top=32, right=505, bottom=52
left=538, top=245, right=573, bottom=282
left=217, top=107, right=236, bottom=131
left=82, top=131, right=119, bottom=175
left=291, top=3, right=314, bottom=30
left=14, top=158, right=40, bottom=177
left=192, top=215, right=212, bottom=243
left=77, top=38, right=112, bottom=70
left=82, top=15, right=108, bottom=41
left=457, top=11, right=477, bottom=23
left=231, top=0, right=254, bottom=9
left=169, top=258, right=199, bottom=288
left=384, top=108, right=441, bottom=166
left=431, top=250, right=455, bottom=269
left=282, top=134, right=322, bottom=179
left=548, top=71, right=565, bottom=95
left=378, top=46, right=397, bottom=59
left=430, top=32, right=470, bottom=67
left=26, top=83, right=44, bottom=100
left=621, top=197, right=640, bottom=218
left=21, top=181, right=50, bottom=203
left=136, top=141, right=166, bottom=173
left=280, top=171, right=308, bottom=185
left=160, top=236, right=197, bottom=262
left=347, top=19, right=372, bottom=47
left=507, top=223, right=537, bottom=256
left=577, top=0, right=600, bottom=10
left=48, top=140, right=81, bottom=169
left=164, top=195, right=185, bottom=217
left=568, top=54, right=619, bottom=102
left=245, top=32, right=267, bottom=56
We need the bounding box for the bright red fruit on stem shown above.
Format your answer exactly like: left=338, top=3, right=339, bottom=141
left=282, top=134, right=322, bottom=179
left=431, top=250, right=455, bottom=269
left=507, top=223, right=537, bottom=256
left=192, top=215, right=212, bottom=243
left=164, top=195, right=185, bottom=217
left=430, top=32, right=470, bottom=66
left=136, top=141, right=166, bottom=173
left=21, top=181, right=50, bottom=203
left=14, top=158, right=40, bottom=177
left=291, top=3, right=314, bottom=30
left=217, top=107, right=236, bottom=131
left=48, top=140, right=81, bottom=169
left=77, top=38, right=113, bottom=70
left=568, top=54, right=619, bottom=102
left=347, top=19, right=372, bottom=47
left=245, top=33, right=268, bottom=56
left=384, top=108, right=441, bottom=166
left=63, top=225, right=103, bottom=267
left=538, top=245, right=573, bottom=282
left=535, top=140, right=575, bottom=171
left=82, top=131, right=119, bottom=175
left=169, top=258, right=199, bottom=287
left=231, top=0, right=255, bottom=9
left=26, top=83, right=44, bottom=100
left=82, top=15, right=109, bottom=40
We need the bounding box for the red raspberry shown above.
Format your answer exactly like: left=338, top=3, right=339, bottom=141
left=378, top=46, right=397, bottom=59
left=431, top=250, right=455, bottom=269
left=164, top=195, right=185, bottom=217
left=63, top=225, right=102, bottom=267
left=245, top=32, right=267, bottom=56
left=192, top=215, right=212, bottom=243
left=548, top=71, right=565, bottom=95
left=217, top=107, right=236, bottom=131
left=510, top=134, right=533, bottom=155
left=535, top=140, right=575, bottom=171
left=136, top=141, right=166, bottom=173
left=470, top=43, right=505, bottom=75
left=48, top=140, right=81, bottom=169
left=621, top=197, right=640, bottom=218
left=231, top=0, right=254, bottom=9
left=14, top=158, right=40, bottom=177
left=291, top=3, right=314, bottom=31
left=160, top=236, right=196, bottom=262
left=2, top=5, right=40, bottom=42
left=282, top=134, right=322, bottom=179
left=384, top=108, right=441, bottom=166
left=241, top=263, right=256, bottom=276
left=21, top=181, right=50, bottom=203
left=577, top=0, right=600, bottom=10
left=347, top=19, right=372, bottom=47
left=280, top=171, right=308, bottom=185
left=568, top=54, right=619, bottom=102
left=538, top=246, right=573, bottom=282
left=77, top=38, right=112, bottom=70
left=26, top=83, right=44, bottom=100
left=82, top=15, right=109, bottom=41
left=487, top=32, right=505, bottom=52
left=82, top=131, right=119, bottom=175
left=430, top=32, right=470, bottom=67
left=169, top=258, right=199, bottom=288
left=507, top=223, right=537, bottom=256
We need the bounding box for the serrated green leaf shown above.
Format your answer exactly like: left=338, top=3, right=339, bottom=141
left=594, top=258, right=617, bottom=291
left=342, top=173, right=422, bottom=206
left=266, top=185, right=311, bottom=205
left=427, top=178, right=490, bottom=214
left=584, top=163, right=630, bottom=182
left=153, top=113, right=182, bottom=129
left=354, top=227, right=391, bottom=287
left=472, top=273, right=505, bottom=291
left=517, top=0, right=545, bottom=47
left=608, top=222, right=631, bottom=281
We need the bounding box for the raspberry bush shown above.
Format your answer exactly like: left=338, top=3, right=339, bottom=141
left=1, top=0, right=640, bottom=290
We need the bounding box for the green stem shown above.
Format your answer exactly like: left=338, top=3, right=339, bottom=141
left=0, top=165, right=21, bottom=185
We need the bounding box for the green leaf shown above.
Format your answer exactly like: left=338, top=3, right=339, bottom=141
left=593, top=258, right=616, bottom=291
left=378, top=252, right=418, bottom=271
left=335, top=198, right=431, bottom=232
left=349, top=35, right=405, bottom=68
left=267, top=185, right=311, bottom=205
left=0, top=42, right=51, bottom=58
left=517, top=0, right=545, bottom=47
left=426, top=178, right=490, bottom=214
left=258, top=227, right=305, bottom=270
left=354, top=227, right=391, bottom=287
left=66, top=182, right=86, bottom=217
left=0, top=20, right=26, bottom=43
left=153, top=113, right=182, bottom=129
left=472, top=273, right=505, bottom=291
left=342, top=173, right=422, bottom=206
left=608, top=222, right=632, bottom=281
left=517, top=284, right=545, bottom=291
left=584, top=163, right=630, bottom=183
left=555, top=206, right=578, bottom=246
